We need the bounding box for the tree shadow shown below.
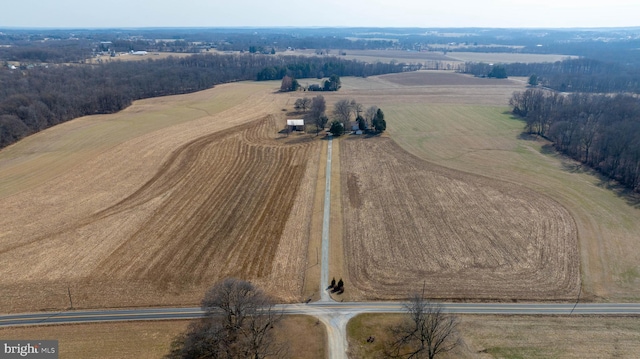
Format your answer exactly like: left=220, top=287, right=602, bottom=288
left=541, top=143, right=640, bottom=208
left=596, top=177, right=640, bottom=208
left=518, top=132, right=538, bottom=141
left=539, top=143, right=556, bottom=155
left=502, top=110, right=522, bottom=121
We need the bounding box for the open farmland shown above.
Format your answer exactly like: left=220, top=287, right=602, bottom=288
left=340, top=136, right=579, bottom=300
left=348, top=313, right=640, bottom=358
left=291, top=49, right=574, bottom=69
left=321, top=71, right=640, bottom=302
left=0, top=315, right=325, bottom=359
left=368, top=72, right=640, bottom=301
left=0, top=81, right=321, bottom=312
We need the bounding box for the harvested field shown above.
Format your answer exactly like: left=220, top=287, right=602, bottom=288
left=340, top=136, right=579, bottom=300
left=378, top=71, right=522, bottom=87
left=0, top=315, right=326, bottom=359
left=87, top=52, right=196, bottom=63
left=382, top=89, right=640, bottom=301
left=289, top=49, right=573, bottom=67
left=348, top=313, right=640, bottom=359
left=446, top=51, right=577, bottom=64
left=336, top=71, right=526, bottom=107
left=0, top=82, right=321, bottom=312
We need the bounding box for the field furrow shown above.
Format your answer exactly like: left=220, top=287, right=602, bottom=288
left=0, top=110, right=321, bottom=312
left=340, top=136, right=579, bottom=300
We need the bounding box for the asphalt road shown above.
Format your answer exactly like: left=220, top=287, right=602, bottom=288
left=4, top=301, right=640, bottom=358
left=4, top=138, right=640, bottom=357
left=3, top=301, right=640, bottom=327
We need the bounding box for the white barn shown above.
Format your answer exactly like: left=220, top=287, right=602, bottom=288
left=287, top=119, right=305, bottom=132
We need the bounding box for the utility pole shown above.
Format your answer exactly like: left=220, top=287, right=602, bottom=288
left=67, top=287, right=73, bottom=309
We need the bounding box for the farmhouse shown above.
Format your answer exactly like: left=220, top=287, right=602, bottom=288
left=286, top=119, right=305, bottom=132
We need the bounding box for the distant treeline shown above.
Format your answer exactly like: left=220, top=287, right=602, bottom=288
left=256, top=59, right=416, bottom=81
left=464, top=58, right=640, bottom=94
left=0, top=39, right=95, bottom=63
left=0, top=53, right=409, bottom=148
left=510, top=89, right=640, bottom=191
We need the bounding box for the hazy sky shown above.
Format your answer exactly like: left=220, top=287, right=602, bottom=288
left=1, top=0, right=638, bottom=28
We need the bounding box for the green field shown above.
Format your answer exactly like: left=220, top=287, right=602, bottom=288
left=383, top=100, right=640, bottom=301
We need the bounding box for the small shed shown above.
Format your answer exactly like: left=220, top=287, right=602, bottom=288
left=287, top=119, right=305, bottom=132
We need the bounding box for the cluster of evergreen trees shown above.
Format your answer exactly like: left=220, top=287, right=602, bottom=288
left=0, top=53, right=412, bottom=148
left=510, top=89, right=640, bottom=192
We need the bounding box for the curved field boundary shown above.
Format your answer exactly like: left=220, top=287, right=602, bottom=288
left=340, top=136, right=580, bottom=301
left=0, top=115, right=321, bottom=311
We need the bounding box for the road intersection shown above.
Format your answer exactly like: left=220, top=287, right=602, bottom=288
left=3, top=137, right=640, bottom=358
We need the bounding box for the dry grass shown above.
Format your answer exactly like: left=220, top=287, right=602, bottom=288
left=2, top=68, right=639, bottom=315
left=87, top=52, right=197, bottom=64
left=0, top=81, right=275, bottom=199
left=446, top=52, right=577, bottom=64
left=339, top=136, right=579, bottom=300
left=288, top=49, right=573, bottom=66
left=0, top=81, right=322, bottom=312
left=0, top=315, right=325, bottom=359
left=0, top=321, right=189, bottom=359
left=380, top=89, right=640, bottom=301
left=334, top=71, right=526, bottom=107
left=333, top=71, right=640, bottom=302
left=347, top=313, right=640, bottom=359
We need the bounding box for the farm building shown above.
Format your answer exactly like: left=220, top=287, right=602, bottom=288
left=286, top=119, right=305, bottom=132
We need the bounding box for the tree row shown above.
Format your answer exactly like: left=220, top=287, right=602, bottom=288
left=465, top=58, right=640, bottom=94
left=0, top=53, right=412, bottom=149
left=510, top=89, right=640, bottom=192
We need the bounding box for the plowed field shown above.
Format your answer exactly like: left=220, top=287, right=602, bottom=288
left=340, top=136, right=579, bottom=300
left=0, top=107, right=321, bottom=311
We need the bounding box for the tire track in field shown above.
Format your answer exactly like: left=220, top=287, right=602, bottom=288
left=340, top=136, right=579, bottom=301
left=88, top=116, right=316, bottom=287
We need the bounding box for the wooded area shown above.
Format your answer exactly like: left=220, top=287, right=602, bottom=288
left=0, top=53, right=409, bottom=148
left=510, top=89, right=640, bottom=192
left=465, top=58, right=640, bottom=93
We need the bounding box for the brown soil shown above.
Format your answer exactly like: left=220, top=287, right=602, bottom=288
left=348, top=313, right=640, bottom=359
left=378, top=71, right=522, bottom=87
left=0, top=115, right=321, bottom=312
left=339, top=136, right=580, bottom=300
left=0, top=315, right=326, bottom=359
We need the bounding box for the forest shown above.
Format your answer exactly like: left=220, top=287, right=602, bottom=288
left=0, top=53, right=409, bottom=148
left=510, top=89, right=640, bottom=192
left=464, top=58, right=640, bottom=94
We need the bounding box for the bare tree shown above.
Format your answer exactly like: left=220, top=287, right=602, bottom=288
left=333, top=99, right=354, bottom=128
left=385, top=294, right=459, bottom=359
left=352, top=100, right=363, bottom=118
left=166, top=278, right=287, bottom=359
left=365, top=106, right=379, bottom=129
left=307, top=95, right=327, bottom=135
left=280, top=75, right=293, bottom=92
left=294, top=97, right=312, bottom=112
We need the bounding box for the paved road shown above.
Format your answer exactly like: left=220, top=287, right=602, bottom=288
left=3, top=302, right=640, bottom=327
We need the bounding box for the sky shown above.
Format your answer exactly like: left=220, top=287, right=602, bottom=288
left=1, top=0, right=639, bottom=29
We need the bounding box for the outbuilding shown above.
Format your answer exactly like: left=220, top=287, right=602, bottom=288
left=287, top=119, right=305, bottom=132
